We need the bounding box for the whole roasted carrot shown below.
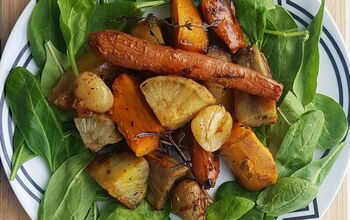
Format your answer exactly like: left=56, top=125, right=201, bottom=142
left=89, top=30, right=283, bottom=101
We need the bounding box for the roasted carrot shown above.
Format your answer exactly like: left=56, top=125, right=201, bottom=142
left=189, top=134, right=220, bottom=189
left=172, top=0, right=209, bottom=53
left=110, top=73, right=165, bottom=157
left=89, top=30, right=283, bottom=101
left=201, top=0, right=245, bottom=54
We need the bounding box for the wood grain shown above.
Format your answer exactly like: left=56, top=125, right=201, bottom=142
left=0, top=0, right=348, bottom=219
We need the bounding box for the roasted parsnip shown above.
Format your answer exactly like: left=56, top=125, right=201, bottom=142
left=220, top=123, right=277, bottom=191
left=131, top=21, right=165, bottom=45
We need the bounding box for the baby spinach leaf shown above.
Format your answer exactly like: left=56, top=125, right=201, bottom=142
left=293, top=0, right=325, bottom=106
left=275, top=110, right=324, bottom=178
left=10, top=127, right=36, bottom=181
left=291, top=142, right=346, bottom=186
left=41, top=41, right=70, bottom=97
left=239, top=207, right=264, bottom=220
left=256, top=177, right=318, bottom=216
left=98, top=200, right=171, bottom=220
left=39, top=151, right=96, bottom=220
left=277, top=92, right=304, bottom=125
left=261, top=6, right=302, bottom=94
left=216, top=181, right=259, bottom=201
left=234, top=0, right=275, bottom=45
left=206, top=196, right=254, bottom=220
left=85, top=201, right=100, bottom=220
left=254, top=127, right=267, bottom=146
left=305, top=94, right=348, bottom=149
left=28, top=0, right=66, bottom=68
left=57, top=0, right=97, bottom=76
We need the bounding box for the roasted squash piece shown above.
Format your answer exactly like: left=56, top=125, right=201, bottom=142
left=87, top=152, right=149, bottom=209
left=189, top=134, right=220, bottom=189
left=110, top=74, right=165, bottom=157
left=140, top=76, right=215, bottom=130
left=146, top=151, right=189, bottom=210
left=172, top=0, right=209, bottom=53
left=234, top=45, right=277, bottom=127
left=201, top=0, right=245, bottom=54
left=171, top=179, right=211, bottom=220
left=131, top=21, right=165, bottom=45
left=220, top=123, right=277, bottom=191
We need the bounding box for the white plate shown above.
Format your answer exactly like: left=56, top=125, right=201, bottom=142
left=0, top=0, right=350, bottom=219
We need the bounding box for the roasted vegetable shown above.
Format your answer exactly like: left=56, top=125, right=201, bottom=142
left=74, top=114, right=122, bottom=152
left=191, top=105, right=232, bottom=152
left=189, top=134, right=220, bottom=189
left=73, top=71, right=114, bottom=115
left=88, top=30, right=283, bottom=101
left=146, top=151, right=189, bottom=210
left=172, top=0, right=208, bottom=53
left=207, top=44, right=232, bottom=62
left=234, top=45, right=277, bottom=127
left=220, top=123, right=277, bottom=191
left=87, top=152, right=149, bottom=208
left=49, top=52, right=117, bottom=110
left=201, top=0, right=245, bottom=54
left=131, top=21, right=165, bottom=45
left=171, top=179, right=210, bottom=220
left=110, top=74, right=165, bottom=157
left=140, top=76, right=215, bottom=130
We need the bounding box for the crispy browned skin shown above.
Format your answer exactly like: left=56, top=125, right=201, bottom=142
left=201, top=0, right=245, bottom=54
left=189, top=134, right=220, bottom=189
left=88, top=30, right=283, bottom=101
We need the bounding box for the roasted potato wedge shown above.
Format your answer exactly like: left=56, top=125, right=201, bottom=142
left=74, top=114, right=122, bottom=152
left=172, top=0, right=208, bottom=53
left=171, top=179, right=210, bottom=220
left=110, top=74, right=165, bottom=157
left=140, top=76, right=215, bottom=130
left=189, top=134, right=220, bottom=189
left=201, top=0, right=245, bottom=54
left=220, top=123, right=277, bottom=191
left=146, top=151, right=189, bottom=210
left=74, top=72, right=114, bottom=114
left=131, top=21, right=165, bottom=45
left=234, top=45, right=277, bottom=127
left=191, top=105, right=232, bottom=152
left=87, top=152, right=149, bottom=208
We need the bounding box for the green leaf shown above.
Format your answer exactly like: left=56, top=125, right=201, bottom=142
left=41, top=41, right=70, bottom=97
left=305, top=94, right=348, bottom=149
left=216, top=181, right=259, bottom=201
left=257, top=177, right=318, bottom=216
left=239, top=207, right=264, bottom=220
left=39, top=151, right=97, bottom=220
left=292, top=142, right=346, bottom=186
left=10, top=127, right=36, bottom=180
left=98, top=200, right=171, bottom=220
left=206, top=196, right=254, bottom=220
left=277, top=92, right=304, bottom=125
left=253, top=127, right=267, bottom=146
left=275, top=110, right=325, bottom=177
left=265, top=112, right=289, bottom=155
left=57, top=0, right=97, bottom=76
left=234, top=0, right=275, bottom=45
left=85, top=201, right=100, bottom=220
left=28, top=0, right=66, bottom=68
left=293, top=0, right=325, bottom=106
left=261, top=6, right=302, bottom=94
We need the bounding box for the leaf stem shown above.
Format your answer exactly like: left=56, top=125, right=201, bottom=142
left=136, top=1, right=167, bottom=9
left=68, top=47, right=79, bottom=77
left=264, top=29, right=309, bottom=41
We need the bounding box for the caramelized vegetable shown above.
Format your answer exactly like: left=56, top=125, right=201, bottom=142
left=189, top=134, right=220, bottom=189
left=140, top=76, right=215, bottom=130
left=202, top=82, right=235, bottom=115
left=171, top=179, right=211, bottom=220
left=88, top=30, right=283, bottom=101
left=220, top=123, right=277, bottom=191
left=207, top=44, right=232, bottom=62
left=146, top=151, right=189, bottom=210
left=201, top=0, right=245, bottom=54
left=234, top=45, right=277, bottom=127
left=131, top=21, right=165, bottom=45
left=74, top=114, right=122, bottom=152
left=110, top=74, right=165, bottom=157
left=74, top=72, right=114, bottom=114
left=191, top=105, right=232, bottom=152
left=172, top=0, right=208, bottom=53
left=87, top=152, right=149, bottom=208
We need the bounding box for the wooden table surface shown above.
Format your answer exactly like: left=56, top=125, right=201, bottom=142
left=0, top=0, right=348, bottom=219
